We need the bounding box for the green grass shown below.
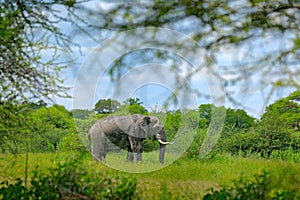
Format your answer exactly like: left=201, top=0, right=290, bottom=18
left=1, top=151, right=300, bottom=199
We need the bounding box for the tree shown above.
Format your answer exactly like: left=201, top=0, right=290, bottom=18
left=116, top=104, right=148, bottom=115
left=0, top=0, right=82, bottom=152
left=2, top=0, right=300, bottom=154
left=75, top=0, right=300, bottom=106
left=125, top=98, right=143, bottom=106
left=30, top=105, right=76, bottom=152
left=262, top=91, right=300, bottom=131
left=220, top=92, right=299, bottom=156
left=256, top=110, right=292, bottom=157
left=94, top=99, right=121, bottom=114
left=219, top=114, right=292, bottom=157
left=24, top=100, right=47, bottom=110
left=199, top=104, right=255, bottom=135
left=222, top=108, right=255, bottom=138
left=199, top=104, right=213, bottom=128
left=0, top=0, right=80, bottom=103
left=125, top=98, right=148, bottom=114
left=0, top=103, right=31, bottom=153
left=128, top=104, right=148, bottom=115
left=115, top=98, right=148, bottom=115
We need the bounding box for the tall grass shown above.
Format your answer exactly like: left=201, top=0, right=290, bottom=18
left=1, top=152, right=300, bottom=199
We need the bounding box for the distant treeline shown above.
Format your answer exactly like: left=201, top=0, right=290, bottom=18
left=1, top=92, right=299, bottom=160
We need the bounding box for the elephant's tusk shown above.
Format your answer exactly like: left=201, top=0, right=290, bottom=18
left=158, top=139, right=173, bottom=145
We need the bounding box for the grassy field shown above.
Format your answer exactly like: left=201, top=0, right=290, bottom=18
left=1, top=151, right=300, bottom=199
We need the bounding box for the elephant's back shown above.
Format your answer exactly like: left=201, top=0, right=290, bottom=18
left=94, top=116, right=129, bottom=132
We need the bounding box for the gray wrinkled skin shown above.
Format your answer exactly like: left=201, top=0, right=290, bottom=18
left=88, top=114, right=167, bottom=163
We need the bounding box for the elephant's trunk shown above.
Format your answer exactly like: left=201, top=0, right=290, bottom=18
left=156, top=129, right=172, bottom=164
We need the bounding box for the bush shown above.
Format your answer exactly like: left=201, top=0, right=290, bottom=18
left=219, top=126, right=293, bottom=158
left=203, top=171, right=295, bottom=200
left=142, top=137, right=159, bottom=152
left=0, top=178, right=29, bottom=200
left=60, top=133, right=87, bottom=153
left=0, top=157, right=137, bottom=200
left=218, top=131, right=259, bottom=156
left=183, top=129, right=206, bottom=159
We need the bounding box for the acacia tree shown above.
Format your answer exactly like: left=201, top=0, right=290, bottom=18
left=2, top=0, right=299, bottom=111
left=72, top=0, right=300, bottom=106
left=0, top=0, right=85, bottom=152
left=0, top=0, right=81, bottom=102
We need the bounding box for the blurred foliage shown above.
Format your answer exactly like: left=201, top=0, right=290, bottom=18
left=0, top=0, right=83, bottom=155
left=0, top=103, right=31, bottom=154
left=203, top=171, right=295, bottom=200
left=0, top=0, right=78, bottom=103
left=74, top=0, right=300, bottom=104
left=127, top=104, right=148, bottom=115
left=0, top=157, right=137, bottom=199
left=60, top=133, right=86, bottom=153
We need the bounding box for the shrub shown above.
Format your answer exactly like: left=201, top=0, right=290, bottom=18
left=218, top=131, right=259, bottom=156
left=143, top=137, right=159, bottom=152
left=0, top=178, right=29, bottom=200
left=0, top=157, right=137, bottom=200
left=183, top=129, right=206, bottom=159
left=203, top=171, right=295, bottom=200
left=60, top=133, right=87, bottom=153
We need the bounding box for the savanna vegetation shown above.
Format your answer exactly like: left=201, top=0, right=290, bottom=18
left=1, top=92, right=300, bottom=199
left=1, top=0, right=300, bottom=199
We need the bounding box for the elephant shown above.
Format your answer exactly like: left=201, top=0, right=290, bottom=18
left=88, top=114, right=172, bottom=163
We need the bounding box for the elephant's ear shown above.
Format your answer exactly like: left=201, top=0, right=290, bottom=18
left=140, top=116, right=151, bottom=126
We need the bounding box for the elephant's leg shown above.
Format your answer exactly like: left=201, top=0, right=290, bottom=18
left=126, top=136, right=134, bottom=161
left=136, top=139, right=143, bottom=161
left=128, top=136, right=142, bottom=162
left=133, top=138, right=143, bottom=162
left=126, top=146, right=134, bottom=161
left=99, top=136, right=108, bottom=161
left=159, top=144, right=166, bottom=164
left=99, top=147, right=107, bottom=161
left=91, top=132, right=107, bottom=162
left=128, top=136, right=137, bottom=162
